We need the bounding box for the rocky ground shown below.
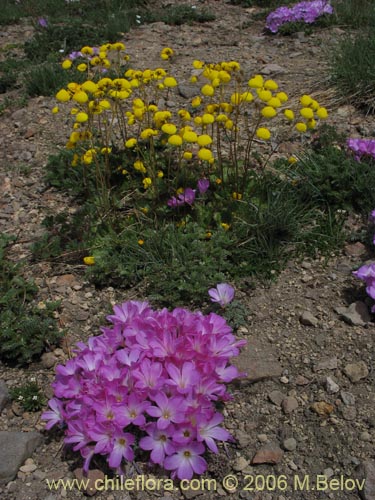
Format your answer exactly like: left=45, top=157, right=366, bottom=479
left=0, top=1, right=374, bottom=499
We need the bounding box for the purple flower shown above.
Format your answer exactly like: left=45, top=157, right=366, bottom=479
left=208, top=283, right=235, bottom=307
left=266, top=1, right=333, bottom=33
left=347, top=138, right=375, bottom=162
left=197, top=178, right=210, bottom=194
left=167, top=188, right=196, bottom=207
left=42, top=300, right=246, bottom=478
left=37, top=17, right=48, bottom=28
left=139, top=423, right=175, bottom=465
left=164, top=442, right=207, bottom=479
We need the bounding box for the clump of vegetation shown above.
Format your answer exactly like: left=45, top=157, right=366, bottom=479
left=10, top=380, right=46, bottom=412
left=0, top=234, right=62, bottom=365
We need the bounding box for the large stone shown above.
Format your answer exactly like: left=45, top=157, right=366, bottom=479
left=0, top=381, right=9, bottom=411
left=343, top=361, right=369, bottom=383
left=251, top=442, right=284, bottom=465
left=299, top=311, right=318, bottom=327
left=178, top=83, right=199, bottom=99
left=0, top=431, right=43, bottom=483
left=357, top=460, right=375, bottom=500
left=313, top=357, right=338, bottom=372
left=335, top=301, right=371, bottom=326
left=233, top=339, right=283, bottom=383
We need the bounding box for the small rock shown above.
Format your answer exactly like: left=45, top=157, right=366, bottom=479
left=341, top=391, right=356, bottom=406
left=335, top=301, right=371, bottom=326
left=343, top=361, right=369, bottom=383
left=357, top=460, right=375, bottom=500
left=280, top=376, right=289, bottom=384
left=235, top=430, right=252, bottom=448
left=19, top=463, right=37, bottom=473
left=360, top=432, right=372, bottom=442
left=76, top=310, right=89, bottom=321
left=341, top=406, right=357, bottom=421
left=344, top=242, right=366, bottom=257
left=233, top=457, right=249, bottom=472
left=178, top=83, right=199, bottom=99
left=314, top=357, right=338, bottom=372
left=0, top=381, right=9, bottom=411
left=310, top=401, right=334, bottom=417
left=41, top=352, right=58, bottom=369
left=233, top=340, right=283, bottom=383
left=251, top=442, right=284, bottom=465
left=325, top=377, right=340, bottom=394
left=295, top=375, right=310, bottom=386
left=257, top=434, right=268, bottom=443
left=73, top=468, right=105, bottom=496
left=324, top=468, right=334, bottom=479
left=283, top=438, right=297, bottom=451
left=0, top=432, right=43, bottom=483
left=299, top=311, right=318, bottom=327
left=260, top=63, right=287, bottom=75
left=268, top=390, right=285, bottom=407
left=282, top=396, right=298, bottom=414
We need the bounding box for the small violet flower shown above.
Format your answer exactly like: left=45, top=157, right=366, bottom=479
left=208, top=283, right=235, bottom=307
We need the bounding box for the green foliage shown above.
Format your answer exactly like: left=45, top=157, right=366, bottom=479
left=10, top=381, right=46, bottom=412
left=330, top=31, right=375, bottom=112
left=25, top=62, right=79, bottom=97
left=332, top=0, right=375, bottom=29
left=0, top=57, right=26, bottom=93
left=275, top=129, right=375, bottom=215
left=143, top=4, right=215, bottom=25
left=0, top=234, right=62, bottom=365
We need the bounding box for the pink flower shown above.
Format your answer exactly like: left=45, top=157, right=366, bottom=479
left=197, top=412, right=232, bottom=453
left=208, top=283, right=235, bottom=307
left=108, top=431, right=135, bottom=468
left=164, top=442, right=207, bottom=479
left=147, top=392, right=186, bottom=429
left=139, top=423, right=175, bottom=465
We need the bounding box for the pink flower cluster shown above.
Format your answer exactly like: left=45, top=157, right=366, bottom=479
left=266, top=0, right=333, bottom=33
left=347, top=138, right=375, bottom=162
left=353, top=210, right=375, bottom=312
left=167, top=179, right=209, bottom=208
left=42, top=301, right=246, bottom=479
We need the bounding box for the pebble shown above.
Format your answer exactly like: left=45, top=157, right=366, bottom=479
left=257, top=434, right=268, bottom=443
left=252, top=442, right=284, bottom=465
left=268, top=390, right=285, bottom=407
left=335, top=301, right=371, bottom=326
left=341, top=391, right=356, bottom=406
left=233, top=456, right=249, bottom=472
left=41, top=352, right=58, bottom=369
left=325, top=377, right=340, bottom=394
left=283, top=438, right=297, bottom=451
left=19, top=463, right=37, bottom=473
left=282, top=396, right=298, bottom=414
left=341, top=406, right=357, bottom=421
left=343, top=361, right=369, bottom=383
left=360, top=432, right=372, bottom=442
left=314, top=357, right=338, bottom=372
left=299, top=310, right=318, bottom=327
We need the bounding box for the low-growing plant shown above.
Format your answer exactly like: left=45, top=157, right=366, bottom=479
left=10, top=380, right=46, bottom=412
left=0, top=234, right=62, bottom=365
left=330, top=31, right=375, bottom=112
left=42, top=300, right=246, bottom=479
left=25, top=62, right=80, bottom=97
left=143, top=4, right=215, bottom=26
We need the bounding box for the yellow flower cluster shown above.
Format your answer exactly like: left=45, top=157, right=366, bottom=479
left=54, top=44, right=329, bottom=196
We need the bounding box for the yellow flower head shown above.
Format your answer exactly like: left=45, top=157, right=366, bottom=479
left=232, top=192, right=243, bottom=200
left=73, top=91, right=89, bottom=104
left=157, top=170, right=164, bottom=178
left=300, top=94, right=312, bottom=107
left=125, top=137, right=137, bottom=149
left=168, top=134, right=183, bottom=146
left=138, top=239, right=145, bottom=245
left=134, top=160, right=146, bottom=173
left=295, top=122, right=307, bottom=133
left=264, top=79, right=278, bottom=91
left=83, top=256, right=95, bottom=265
left=183, top=151, right=193, bottom=160
left=140, top=128, right=158, bottom=140
left=192, top=96, right=202, bottom=108
left=202, top=113, right=215, bottom=125
left=178, top=109, right=191, bottom=121
left=52, top=106, right=59, bottom=114
left=261, top=106, right=277, bottom=119
left=62, top=60, right=72, bottom=70
left=256, top=127, right=271, bottom=140
left=193, top=59, right=204, bottom=69
left=161, top=123, right=177, bottom=135
left=164, top=76, right=178, bottom=88
left=284, top=109, right=295, bottom=121
left=76, top=112, right=89, bottom=123
left=276, top=91, right=288, bottom=103
left=198, top=148, right=213, bottom=161
left=81, top=46, right=94, bottom=55
left=248, top=75, right=264, bottom=89
left=257, top=89, right=272, bottom=102
left=267, top=97, right=281, bottom=108
left=183, top=130, right=198, bottom=143
left=201, top=84, right=215, bottom=97
left=143, top=177, right=152, bottom=189
left=161, top=47, right=174, bottom=60
left=77, top=63, right=87, bottom=72
left=221, top=223, right=230, bottom=231
left=316, top=107, right=328, bottom=119
left=56, top=89, right=71, bottom=102
left=230, top=93, right=242, bottom=106
left=197, top=134, right=212, bottom=147
left=300, top=107, right=314, bottom=120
